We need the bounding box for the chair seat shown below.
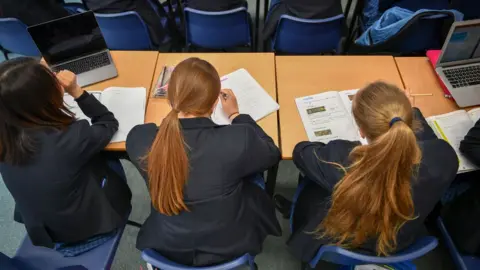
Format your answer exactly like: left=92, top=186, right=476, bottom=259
left=13, top=229, right=124, bottom=270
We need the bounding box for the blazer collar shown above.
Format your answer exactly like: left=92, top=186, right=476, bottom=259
left=179, top=117, right=220, bottom=129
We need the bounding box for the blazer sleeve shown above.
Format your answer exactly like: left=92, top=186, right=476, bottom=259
left=293, top=140, right=356, bottom=192
left=413, top=107, right=437, bottom=142
left=67, top=91, right=119, bottom=161
left=460, top=118, right=480, bottom=166
left=232, top=114, right=281, bottom=176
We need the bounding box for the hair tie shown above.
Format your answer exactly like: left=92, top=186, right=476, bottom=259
left=389, top=117, right=403, bottom=127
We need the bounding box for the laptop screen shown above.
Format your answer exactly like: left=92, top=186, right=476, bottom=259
left=28, top=12, right=107, bottom=65
left=440, top=22, right=480, bottom=64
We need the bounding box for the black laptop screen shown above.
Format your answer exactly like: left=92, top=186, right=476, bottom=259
left=440, top=23, right=480, bottom=64
left=28, top=11, right=107, bottom=65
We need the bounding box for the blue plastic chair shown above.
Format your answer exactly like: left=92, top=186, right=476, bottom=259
left=12, top=215, right=129, bottom=270
left=290, top=178, right=438, bottom=269
left=0, top=18, right=40, bottom=57
left=184, top=7, right=252, bottom=50
left=94, top=11, right=156, bottom=50
left=437, top=217, right=480, bottom=270
left=272, top=14, right=344, bottom=55
left=141, top=249, right=256, bottom=270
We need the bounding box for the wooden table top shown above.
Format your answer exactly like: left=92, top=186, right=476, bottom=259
left=146, top=53, right=279, bottom=146
left=395, top=57, right=479, bottom=117
left=85, top=50, right=159, bottom=151
left=276, top=56, right=405, bottom=159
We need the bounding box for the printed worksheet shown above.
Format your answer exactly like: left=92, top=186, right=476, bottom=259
left=211, top=69, right=279, bottom=125
left=295, top=91, right=360, bottom=143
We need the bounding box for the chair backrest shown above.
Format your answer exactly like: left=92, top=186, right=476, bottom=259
left=350, top=11, right=456, bottom=55
left=94, top=11, right=154, bottom=50
left=184, top=7, right=251, bottom=49
left=272, top=14, right=344, bottom=55
left=141, top=249, right=256, bottom=270
left=310, top=236, right=438, bottom=268
left=0, top=18, right=40, bottom=56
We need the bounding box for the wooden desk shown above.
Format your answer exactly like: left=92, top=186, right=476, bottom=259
left=276, top=56, right=404, bottom=159
left=146, top=53, right=279, bottom=146
left=395, top=57, right=479, bottom=117
left=85, top=51, right=159, bottom=151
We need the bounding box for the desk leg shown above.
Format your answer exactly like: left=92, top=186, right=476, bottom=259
left=266, top=162, right=279, bottom=197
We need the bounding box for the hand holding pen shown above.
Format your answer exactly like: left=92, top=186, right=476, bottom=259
left=220, top=89, right=240, bottom=121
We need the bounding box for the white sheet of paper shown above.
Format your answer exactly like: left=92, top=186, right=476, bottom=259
left=63, top=87, right=146, bottom=143
left=468, top=107, right=480, bottom=123
left=211, top=69, right=279, bottom=125
left=337, top=89, right=368, bottom=145
left=295, top=91, right=360, bottom=143
left=428, top=110, right=477, bottom=173
left=101, top=87, right=146, bottom=143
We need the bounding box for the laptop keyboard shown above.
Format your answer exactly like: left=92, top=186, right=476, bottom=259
left=444, top=65, right=480, bottom=88
left=53, top=52, right=111, bottom=75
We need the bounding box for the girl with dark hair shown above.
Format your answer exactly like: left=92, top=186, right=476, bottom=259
left=126, top=57, right=281, bottom=266
left=0, top=57, right=131, bottom=248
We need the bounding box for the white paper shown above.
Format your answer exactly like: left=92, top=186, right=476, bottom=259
left=64, top=87, right=146, bottom=143
left=427, top=110, right=477, bottom=173
left=211, top=69, right=279, bottom=125
left=468, top=107, right=480, bottom=123
left=295, top=91, right=360, bottom=143
left=100, top=87, right=146, bottom=143
left=338, top=89, right=368, bottom=145
left=64, top=92, right=102, bottom=124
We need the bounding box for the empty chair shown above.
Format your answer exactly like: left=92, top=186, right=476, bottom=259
left=349, top=11, right=457, bottom=55
left=94, top=11, right=155, bottom=50
left=184, top=7, right=252, bottom=50
left=272, top=14, right=344, bottom=54
left=437, top=217, right=480, bottom=270
left=141, top=250, right=256, bottom=270
left=0, top=18, right=40, bottom=57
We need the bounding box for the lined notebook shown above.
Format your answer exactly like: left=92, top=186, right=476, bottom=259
left=211, top=68, right=279, bottom=125
left=64, top=87, right=147, bottom=143
left=427, top=108, right=480, bottom=173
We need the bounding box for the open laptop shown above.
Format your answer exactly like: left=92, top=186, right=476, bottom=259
left=28, top=11, right=117, bottom=87
left=436, top=19, right=480, bottom=107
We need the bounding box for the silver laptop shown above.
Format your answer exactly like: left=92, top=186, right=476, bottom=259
left=436, top=19, right=480, bottom=107
left=28, top=11, right=117, bottom=87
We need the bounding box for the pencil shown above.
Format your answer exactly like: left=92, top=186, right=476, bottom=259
left=410, top=93, right=433, bottom=97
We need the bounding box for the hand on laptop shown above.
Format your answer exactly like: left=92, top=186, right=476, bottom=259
left=57, top=70, right=83, bottom=99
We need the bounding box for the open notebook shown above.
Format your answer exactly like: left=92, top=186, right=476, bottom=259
left=427, top=108, right=480, bottom=173
left=211, top=69, right=280, bottom=125
left=296, top=89, right=368, bottom=145
left=64, top=87, right=146, bottom=143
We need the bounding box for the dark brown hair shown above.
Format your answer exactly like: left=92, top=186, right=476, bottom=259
left=0, top=57, right=75, bottom=165
left=147, top=57, right=221, bottom=215
left=318, top=81, right=421, bottom=255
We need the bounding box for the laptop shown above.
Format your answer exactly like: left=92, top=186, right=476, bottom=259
left=436, top=19, right=480, bottom=107
left=28, top=11, right=117, bottom=87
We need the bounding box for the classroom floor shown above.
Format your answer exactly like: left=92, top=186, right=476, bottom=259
left=0, top=0, right=459, bottom=269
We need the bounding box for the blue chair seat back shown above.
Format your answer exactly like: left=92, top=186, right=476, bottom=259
left=184, top=7, right=251, bottom=49
left=310, top=237, right=438, bottom=268
left=94, top=11, right=154, bottom=50
left=0, top=18, right=40, bottom=56
left=141, top=249, right=256, bottom=270
left=273, top=14, right=344, bottom=55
